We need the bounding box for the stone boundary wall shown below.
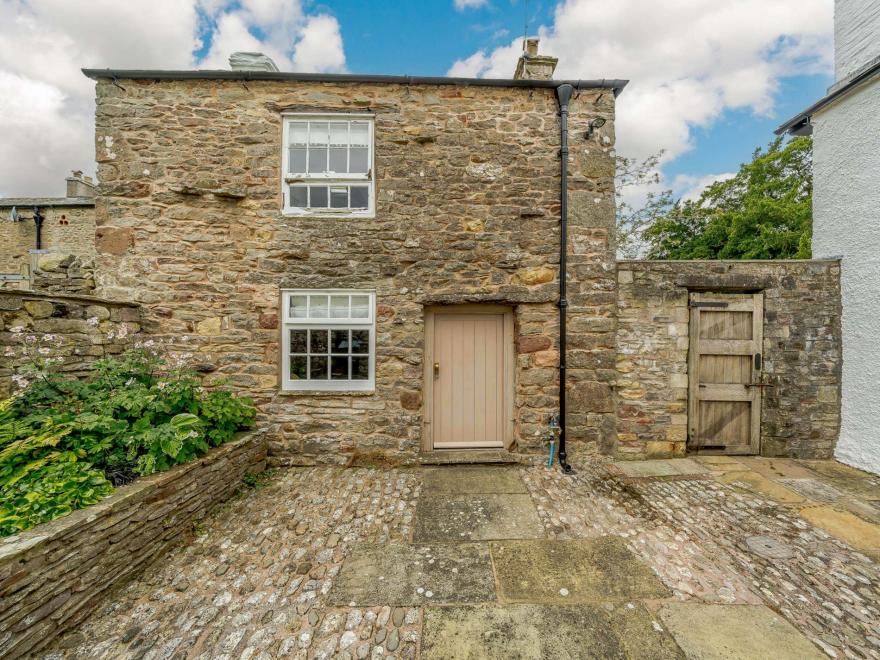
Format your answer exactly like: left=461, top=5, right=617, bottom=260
left=32, top=254, right=97, bottom=296
left=615, top=260, right=841, bottom=459
left=0, top=290, right=141, bottom=397
left=0, top=430, right=267, bottom=659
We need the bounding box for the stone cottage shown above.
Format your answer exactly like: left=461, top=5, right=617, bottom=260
left=0, top=171, right=97, bottom=285
left=77, top=42, right=842, bottom=467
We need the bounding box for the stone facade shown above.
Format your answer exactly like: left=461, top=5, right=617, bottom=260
left=615, top=260, right=842, bottom=459
left=89, top=75, right=618, bottom=464
left=0, top=204, right=96, bottom=274
left=0, top=431, right=267, bottom=659
left=0, top=290, right=142, bottom=397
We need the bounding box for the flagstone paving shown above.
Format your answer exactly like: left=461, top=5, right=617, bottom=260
left=41, top=456, right=880, bottom=659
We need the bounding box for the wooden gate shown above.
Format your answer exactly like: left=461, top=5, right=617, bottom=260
left=688, top=292, right=764, bottom=454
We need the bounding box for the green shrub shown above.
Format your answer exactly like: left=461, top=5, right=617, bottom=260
left=0, top=346, right=256, bottom=537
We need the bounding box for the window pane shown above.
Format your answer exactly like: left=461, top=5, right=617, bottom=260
left=309, top=355, right=328, bottom=379
left=331, top=355, right=349, bottom=380
left=350, top=186, right=369, bottom=209
left=310, top=328, right=329, bottom=353
left=349, top=147, right=369, bottom=174
left=330, top=187, right=348, bottom=209
left=289, top=122, right=308, bottom=145
left=289, top=147, right=307, bottom=173
left=351, top=355, right=369, bottom=380
left=331, top=329, right=350, bottom=352
left=329, top=147, right=347, bottom=173
left=290, top=186, right=307, bottom=208
left=350, top=329, right=369, bottom=354
left=309, top=186, right=328, bottom=208
left=329, top=122, right=348, bottom=145
left=309, top=121, right=329, bottom=146
left=289, top=295, right=308, bottom=318
left=351, top=295, right=369, bottom=318
left=308, top=149, right=328, bottom=174
left=290, top=355, right=307, bottom=380
left=350, top=121, right=369, bottom=146
left=289, top=328, right=307, bottom=353
left=330, top=296, right=349, bottom=319
left=309, top=296, right=328, bottom=319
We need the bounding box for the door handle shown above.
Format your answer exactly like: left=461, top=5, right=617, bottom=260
left=434, top=362, right=440, bottom=377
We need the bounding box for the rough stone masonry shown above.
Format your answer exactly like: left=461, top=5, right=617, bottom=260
left=86, top=72, right=620, bottom=465
left=81, top=60, right=841, bottom=464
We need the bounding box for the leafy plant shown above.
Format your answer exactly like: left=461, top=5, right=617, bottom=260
left=1, top=345, right=256, bottom=537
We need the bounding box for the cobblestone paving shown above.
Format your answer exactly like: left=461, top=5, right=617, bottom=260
left=525, top=461, right=880, bottom=659
left=45, top=468, right=422, bottom=660
left=44, top=459, right=880, bottom=659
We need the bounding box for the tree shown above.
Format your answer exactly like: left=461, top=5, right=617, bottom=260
left=615, top=151, right=674, bottom=259
left=642, top=136, right=812, bottom=260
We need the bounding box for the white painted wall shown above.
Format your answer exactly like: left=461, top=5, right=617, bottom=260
left=812, top=78, right=880, bottom=473
left=834, top=0, right=880, bottom=81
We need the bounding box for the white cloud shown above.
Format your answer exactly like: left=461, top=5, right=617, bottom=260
left=454, top=0, right=489, bottom=10
left=0, top=0, right=347, bottom=196
left=447, top=0, right=833, bottom=163
left=673, top=172, right=737, bottom=203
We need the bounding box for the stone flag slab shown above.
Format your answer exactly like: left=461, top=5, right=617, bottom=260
left=327, top=542, right=496, bottom=606
left=491, top=537, right=669, bottom=604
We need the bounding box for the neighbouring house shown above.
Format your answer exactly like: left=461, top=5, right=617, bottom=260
left=29, top=40, right=840, bottom=466
left=777, top=0, right=880, bottom=474
left=0, top=171, right=97, bottom=288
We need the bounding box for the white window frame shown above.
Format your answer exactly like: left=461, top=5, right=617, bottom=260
left=280, top=289, right=376, bottom=392
left=281, top=113, right=375, bottom=218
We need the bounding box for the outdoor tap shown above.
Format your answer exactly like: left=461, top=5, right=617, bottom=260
left=547, top=413, right=561, bottom=467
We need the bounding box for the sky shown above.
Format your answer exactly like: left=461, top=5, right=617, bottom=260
left=0, top=0, right=834, bottom=202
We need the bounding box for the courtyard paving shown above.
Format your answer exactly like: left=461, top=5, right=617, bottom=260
left=43, top=455, right=880, bottom=659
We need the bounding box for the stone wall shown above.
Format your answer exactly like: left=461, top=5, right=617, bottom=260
left=0, top=290, right=141, bottom=397
left=0, top=205, right=96, bottom=273
left=0, top=431, right=267, bottom=659
left=90, top=77, right=618, bottom=463
left=615, top=260, right=842, bottom=459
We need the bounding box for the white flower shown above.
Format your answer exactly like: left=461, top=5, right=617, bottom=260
left=86, top=317, right=99, bottom=326
left=125, top=377, right=136, bottom=386
left=11, top=374, right=29, bottom=390
left=187, top=430, right=199, bottom=439
left=157, top=381, right=167, bottom=390
left=25, top=335, right=36, bottom=344
left=37, top=347, right=51, bottom=356
left=4, top=347, right=14, bottom=357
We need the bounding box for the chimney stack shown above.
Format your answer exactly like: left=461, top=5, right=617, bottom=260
left=514, top=38, right=558, bottom=81
left=65, top=170, right=96, bottom=198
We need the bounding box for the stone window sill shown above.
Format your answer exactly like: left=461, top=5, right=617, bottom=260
left=276, top=389, right=376, bottom=397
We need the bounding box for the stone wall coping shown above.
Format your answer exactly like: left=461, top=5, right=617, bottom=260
left=0, top=289, right=139, bottom=309
left=0, top=429, right=264, bottom=563
left=618, top=259, right=841, bottom=265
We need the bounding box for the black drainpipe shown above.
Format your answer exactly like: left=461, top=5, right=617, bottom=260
left=555, top=84, right=575, bottom=475
left=32, top=206, right=45, bottom=251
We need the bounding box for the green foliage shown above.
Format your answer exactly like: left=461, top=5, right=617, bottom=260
left=643, top=137, right=813, bottom=260
left=0, top=349, right=256, bottom=537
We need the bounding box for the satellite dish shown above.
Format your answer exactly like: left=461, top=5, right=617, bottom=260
left=9, top=206, right=18, bottom=222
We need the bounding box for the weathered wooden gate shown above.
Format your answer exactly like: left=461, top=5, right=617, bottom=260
left=688, top=292, right=764, bottom=454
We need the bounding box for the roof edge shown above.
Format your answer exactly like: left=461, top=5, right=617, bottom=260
left=0, top=197, right=96, bottom=208
left=81, top=68, right=628, bottom=96
left=775, top=58, right=880, bottom=135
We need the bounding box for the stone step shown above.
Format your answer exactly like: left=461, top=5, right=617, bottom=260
left=418, top=450, right=518, bottom=465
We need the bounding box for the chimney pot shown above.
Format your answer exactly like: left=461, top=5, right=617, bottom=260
left=65, top=170, right=97, bottom=199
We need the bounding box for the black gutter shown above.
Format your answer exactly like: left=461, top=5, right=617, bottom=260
left=81, top=68, right=628, bottom=95
left=555, top=83, right=575, bottom=476
left=32, top=207, right=44, bottom=251
left=775, top=58, right=880, bottom=135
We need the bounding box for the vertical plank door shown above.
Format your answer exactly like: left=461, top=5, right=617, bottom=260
left=688, top=292, right=764, bottom=454
left=431, top=312, right=506, bottom=449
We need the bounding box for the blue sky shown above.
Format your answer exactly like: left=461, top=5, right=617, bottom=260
left=1, top=0, right=834, bottom=198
